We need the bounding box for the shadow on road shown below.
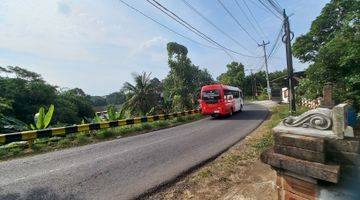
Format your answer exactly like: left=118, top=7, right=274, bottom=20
left=210, top=108, right=268, bottom=121
left=0, top=187, right=83, bottom=200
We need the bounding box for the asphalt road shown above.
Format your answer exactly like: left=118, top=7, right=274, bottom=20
left=0, top=103, right=268, bottom=200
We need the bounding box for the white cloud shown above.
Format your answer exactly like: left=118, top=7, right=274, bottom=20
left=130, top=36, right=168, bottom=62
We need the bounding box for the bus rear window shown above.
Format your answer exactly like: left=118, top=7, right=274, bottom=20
left=202, top=90, right=220, bottom=103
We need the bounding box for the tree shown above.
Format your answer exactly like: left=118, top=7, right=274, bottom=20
left=217, top=62, right=245, bottom=88
left=106, top=91, right=126, bottom=105
left=163, top=42, right=214, bottom=111
left=54, top=88, right=95, bottom=124
left=292, top=0, right=360, bottom=110
left=89, top=96, right=107, bottom=107
left=121, top=72, right=160, bottom=116
left=0, top=67, right=57, bottom=123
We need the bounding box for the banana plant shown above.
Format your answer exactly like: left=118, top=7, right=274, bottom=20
left=106, top=105, right=122, bottom=121
left=30, top=104, right=55, bottom=130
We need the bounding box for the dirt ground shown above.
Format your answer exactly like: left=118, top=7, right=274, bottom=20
left=143, top=102, right=278, bottom=200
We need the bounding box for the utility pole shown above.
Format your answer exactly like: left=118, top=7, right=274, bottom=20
left=282, top=10, right=296, bottom=112
left=258, top=40, right=271, bottom=100
left=249, top=69, right=255, bottom=100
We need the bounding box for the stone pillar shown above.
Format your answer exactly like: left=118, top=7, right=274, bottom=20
left=321, top=83, right=335, bottom=109
left=332, top=103, right=348, bottom=139
left=261, top=103, right=360, bottom=200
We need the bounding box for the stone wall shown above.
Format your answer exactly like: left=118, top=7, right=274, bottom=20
left=261, top=103, right=359, bottom=200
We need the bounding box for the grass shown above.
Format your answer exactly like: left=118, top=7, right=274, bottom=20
left=0, top=113, right=204, bottom=161
left=252, top=104, right=309, bottom=153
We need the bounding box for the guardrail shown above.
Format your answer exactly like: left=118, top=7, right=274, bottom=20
left=0, top=109, right=201, bottom=145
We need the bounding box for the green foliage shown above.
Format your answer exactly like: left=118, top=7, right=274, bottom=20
left=0, top=148, right=6, bottom=157
left=293, top=0, right=360, bottom=111
left=58, top=138, right=71, bottom=147
left=54, top=88, right=95, bottom=124
left=8, top=147, right=22, bottom=155
left=0, top=115, right=28, bottom=133
left=141, top=123, right=153, bottom=130
left=92, top=115, right=103, bottom=123
left=252, top=132, right=274, bottom=153
left=0, top=68, right=57, bottom=123
left=152, top=120, right=170, bottom=128
left=253, top=105, right=309, bottom=153
left=106, top=104, right=123, bottom=121
left=31, top=142, right=47, bottom=152
left=105, top=91, right=126, bottom=105
left=121, top=72, right=161, bottom=116
left=75, top=133, right=91, bottom=144
left=0, top=66, right=95, bottom=128
left=163, top=42, right=214, bottom=112
left=30, top=104, right=54, bottom=130
left=217, top=62, right=245, bottom=88
left=0, top=97, right=12, bottom=113
left=96, top=129, right=114, bottom=139
left=89, top=96, right=107, bottom=107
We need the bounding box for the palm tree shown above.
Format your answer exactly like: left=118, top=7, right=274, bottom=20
left=121, top=72, right=159, bottom=116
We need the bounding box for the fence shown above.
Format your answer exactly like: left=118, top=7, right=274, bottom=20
left=0, top=109, right=201, bottom=145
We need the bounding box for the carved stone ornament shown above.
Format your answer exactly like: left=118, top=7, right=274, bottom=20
left=283, top=108, right=332, bottom=130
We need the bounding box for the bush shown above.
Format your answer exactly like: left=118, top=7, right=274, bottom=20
left=96, top=129, right=114, bottom=139
left=141, top=123, right=153, bottom=130
left=176, top=116, right=186, bottom=123
left=152, top=120, right=170, bottom=128
left=58, top=138, right=71, bottom=147
left=31, top=143, right=47, bottom=151
left=0, top=148, right=6, bottom=157
left=185, top=115, right=195, bottom=121
left=8, top=147, right=22, bottom=155
left=75, top=133, right=91, bottom=144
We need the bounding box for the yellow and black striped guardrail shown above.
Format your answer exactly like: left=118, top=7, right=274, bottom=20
left=0, top=109, right=201, bottom=145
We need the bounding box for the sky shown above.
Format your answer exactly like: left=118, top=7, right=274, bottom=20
left=0, top=0, right=329, bottom=95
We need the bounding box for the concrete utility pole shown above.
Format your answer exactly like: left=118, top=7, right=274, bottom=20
left=282, top=10, right=296, bottom=112
left=250, top=69, right=256, bottom=100
left=258, top=40, right=271, bottom=100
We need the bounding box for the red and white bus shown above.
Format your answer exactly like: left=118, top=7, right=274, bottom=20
left=200, top=84, right=244, bottom=117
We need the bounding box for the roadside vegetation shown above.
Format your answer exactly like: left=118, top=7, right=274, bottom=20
left=293, top=0, right=359, bottom=112
left=0, top=42, right=289, bottom=135
left=0, top=114, right=203, bottom=161
left=145, top=104, right=309, bottom=200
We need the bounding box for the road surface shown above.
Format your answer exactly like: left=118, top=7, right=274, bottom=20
left=0, top=103, right=268, bottom=200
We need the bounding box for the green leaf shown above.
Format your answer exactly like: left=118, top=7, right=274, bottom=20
left=30, top=124, right=36, bottom=130
left=43, top=104, right=54, bottom=128
left=93, top=115, right=102, bottom=123
left=36, top=107, right=45, bottom=129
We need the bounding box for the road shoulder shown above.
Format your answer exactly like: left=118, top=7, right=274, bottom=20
left=142, top=101, right=279, bottom=200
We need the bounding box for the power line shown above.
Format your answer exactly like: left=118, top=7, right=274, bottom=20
left=117, top=0, right=219, bottom=49
left=234, top=0, right=265, bottom=40
left=145, top=0, right=234, bottom=59
left=255, top=24, right=283, bottom=72
left=181, top=0, right=262, bottom=58
left=216, top=0, right=260, bottom=44
left=147, top=0, right=259, bottom=59
left=267, top=0, right=283, bottom=14
left=242, top=0, right=268, bottom=40
left=256, top=0, right=282, bottom=19
left=271, top=0, right=282, bottom=9
left=268, top=25, right=283, bottom=59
